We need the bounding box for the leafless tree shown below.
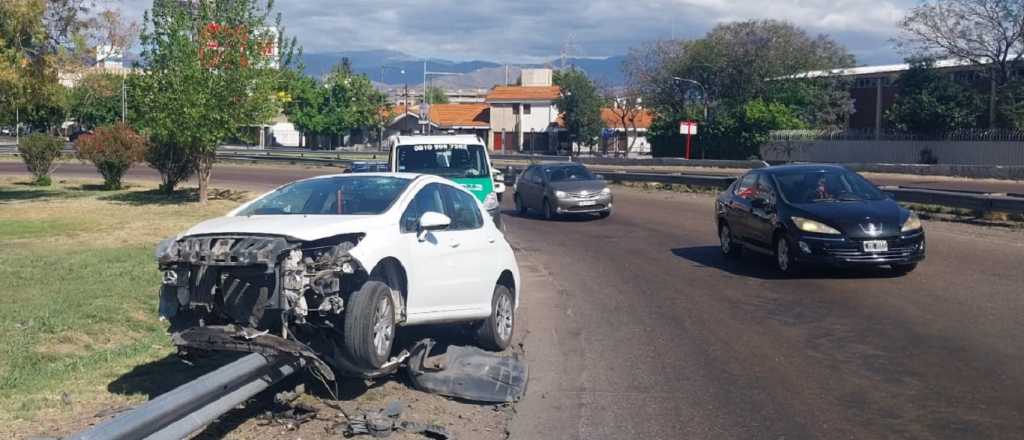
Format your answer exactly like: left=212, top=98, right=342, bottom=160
left=899, top=0, right=1024, bottom=127
left=604, top=87, right=646, bottom=157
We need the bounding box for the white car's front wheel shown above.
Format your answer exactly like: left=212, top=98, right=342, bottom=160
left=476, top=285, right=515, bottom=351
left=344, top=281, right=396, bottom=369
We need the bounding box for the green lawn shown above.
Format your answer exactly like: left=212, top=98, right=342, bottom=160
left=0, top=179, right=245, bottom=423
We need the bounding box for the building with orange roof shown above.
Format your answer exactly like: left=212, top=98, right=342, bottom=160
left=383, top=103, right=490, bottom=141
left=486, top=69, right=564, bottom=153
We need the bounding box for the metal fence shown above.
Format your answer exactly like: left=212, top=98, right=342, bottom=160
left=770, top=129, right=1024, bottom=142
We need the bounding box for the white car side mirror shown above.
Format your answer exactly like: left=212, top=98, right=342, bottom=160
left=417, top=211, right=451, bottom=241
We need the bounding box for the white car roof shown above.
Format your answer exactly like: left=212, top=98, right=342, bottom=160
left=394, top=134, right=484, bottom=146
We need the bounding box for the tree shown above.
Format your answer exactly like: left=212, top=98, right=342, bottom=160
left=319, top=63, right=385, bottom=147
left=899, top=0, right=1024, bottom=127
left=425, top=86, right=449, bottom=104
left=17, top=133, right=64, bottom=185
left=282, top=62, right=385, bottom=149
left=554, top=68, right=605, bottom=155
left=1, top=0, right=136, bottom=131
left=604, top=92, right=645, bottom=156
left=626, top=20, right=854, bottom=158
left=135, top=0, right=297, bottom=203
left=68, top=72, right=127, bottom=129
left=885, top=59, right=986, bottom=134
left=74, top=122, right=148, bottom=189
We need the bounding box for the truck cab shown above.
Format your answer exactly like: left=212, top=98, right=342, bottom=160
left=388, top=135, right=502, bottom=226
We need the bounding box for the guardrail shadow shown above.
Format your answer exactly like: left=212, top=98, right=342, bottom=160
left=670, top=246, right=903, bottom=280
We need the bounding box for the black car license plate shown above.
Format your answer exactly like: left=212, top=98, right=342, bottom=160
left=863, top=240, right=888, bottom=252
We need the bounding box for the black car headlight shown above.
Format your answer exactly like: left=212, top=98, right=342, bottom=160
left=791, top=216, right=842, bottom=235
left=901, top=212, right=923, bottom=232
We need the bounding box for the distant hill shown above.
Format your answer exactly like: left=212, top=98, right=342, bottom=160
left=300, top=50, right=626, bottom=87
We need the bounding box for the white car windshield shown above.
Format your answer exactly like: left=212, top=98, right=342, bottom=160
left=237, top=176, right=411, bottom=216
left=396, top=144, right=489, bottom=178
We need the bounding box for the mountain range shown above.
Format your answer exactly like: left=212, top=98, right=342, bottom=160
left=300, top=50, right=626, bottom=88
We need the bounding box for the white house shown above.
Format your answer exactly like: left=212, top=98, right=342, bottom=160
left=485, top=68, right=562, bottom=153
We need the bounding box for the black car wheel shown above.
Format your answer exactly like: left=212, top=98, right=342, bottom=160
left=515, top=193, right=527, bottom=215
left=775, top=235, right=799, bottom=275
left=476, top=285, right=515, bottom=350
left=719, top=223, right=742, bottom=258
left=344, top=281, right=395, bottom=370
left=543, top=198, right=556, bottom=220
left=892, top=263, right=917, bottom=275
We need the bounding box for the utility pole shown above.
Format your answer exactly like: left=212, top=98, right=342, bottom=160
left=15, top=106, right=20, bottom=146
left=122, top=73, right=127, bottom=123
left=422, top=63, right=461, bottom=135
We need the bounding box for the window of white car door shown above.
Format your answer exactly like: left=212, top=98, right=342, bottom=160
left=441, top=185, right=493, bottom=311
left=400, top=183, right=479, bottom=316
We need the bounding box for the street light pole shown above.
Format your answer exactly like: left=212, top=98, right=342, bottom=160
left=672, top=77, right=709, bottom=160
left=422, top=63, right=461, bottom=135
left=379, top=65, right=405, bottom=149
left=671, top=76, right=708, bottom=121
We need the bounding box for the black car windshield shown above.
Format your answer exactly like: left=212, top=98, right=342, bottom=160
left=773, top=169, right=885, bottom=204
left=237, top=176, right=410, bottom=216
left=547, top=166, right=595, bottom=182
left=396, top=144, right=489, bottom=178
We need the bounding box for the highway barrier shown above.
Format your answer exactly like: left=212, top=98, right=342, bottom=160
left=67, top=353, right=298, bottom=440
left=4, top=147, right=1022, bottom=215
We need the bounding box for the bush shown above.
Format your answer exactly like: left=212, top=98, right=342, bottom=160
left=74, top=123, right=148, bottom=190
left=145, top=141, right=196, bottom=194
left=17, top=134, right=65, bottom=186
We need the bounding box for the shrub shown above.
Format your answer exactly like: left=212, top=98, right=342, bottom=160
left=74, top=123, right=149, bottom=190
left=17, top=134, right=65, bottom=186
left=145, top=141, right=196, bottom=194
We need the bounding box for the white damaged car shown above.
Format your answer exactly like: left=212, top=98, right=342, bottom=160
left=156, top=173, right=520, bottom=377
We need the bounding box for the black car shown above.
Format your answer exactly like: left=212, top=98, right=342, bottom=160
left=715, top=164, right=925, bottom=275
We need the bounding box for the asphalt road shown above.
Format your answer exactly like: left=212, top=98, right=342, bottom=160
left=4, top=161, right=1024, bottom=438
left=505, top=188, right=1024, bottom=439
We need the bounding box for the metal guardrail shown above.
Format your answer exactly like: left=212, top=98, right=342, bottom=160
left=502, top=167, right=1024, bottom=214
left=68, top=353, right=298, bottom=440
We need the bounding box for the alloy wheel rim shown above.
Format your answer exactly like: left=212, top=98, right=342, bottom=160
left=777, top=240, right=789, bottom=271
left=496, top=294, right=513, bottom=341
left=372, top=297, right=394, bottom=356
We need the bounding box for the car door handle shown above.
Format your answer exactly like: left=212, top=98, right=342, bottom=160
left=449, top=239, right=461, bottom=248
left=488, top=236, right=496, bottom=244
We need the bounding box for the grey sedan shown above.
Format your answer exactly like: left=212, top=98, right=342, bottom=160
left=513, top=163, right=612, bottom=219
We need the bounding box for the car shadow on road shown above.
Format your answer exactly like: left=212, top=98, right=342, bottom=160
left=501, top=208, right=607, bottom=223
left=671, top=246, right=904, bottom=280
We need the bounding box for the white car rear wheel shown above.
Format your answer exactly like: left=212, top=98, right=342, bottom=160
left=476, top=285, right=515, bottom=350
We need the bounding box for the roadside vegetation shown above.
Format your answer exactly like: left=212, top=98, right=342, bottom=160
left=0, top=178, right=244, bottom=426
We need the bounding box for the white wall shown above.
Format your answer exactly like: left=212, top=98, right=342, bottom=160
left=519, top=103, right=558, bottom=132
left=271, top=122, right=301, bottom=147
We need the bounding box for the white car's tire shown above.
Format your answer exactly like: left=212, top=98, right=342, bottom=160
left=476, top=285, right=515, bottom=351
left=344, top=281, right=395, bottom=369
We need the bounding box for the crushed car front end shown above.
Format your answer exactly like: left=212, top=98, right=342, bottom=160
left=156, top=232, right=395, bottom=377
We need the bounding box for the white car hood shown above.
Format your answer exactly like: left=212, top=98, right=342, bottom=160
left=181, top=214, right=386, bottom=242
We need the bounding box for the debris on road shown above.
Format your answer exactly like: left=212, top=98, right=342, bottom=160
left=407, top=339, right=528, bottom=403
left=339, top=400, right=451, bottom=439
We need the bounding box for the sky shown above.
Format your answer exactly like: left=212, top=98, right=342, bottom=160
left=116, top=0, right=917, bottom=66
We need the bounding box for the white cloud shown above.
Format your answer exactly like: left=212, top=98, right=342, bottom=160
left=114, top=0, right=917, bottom=64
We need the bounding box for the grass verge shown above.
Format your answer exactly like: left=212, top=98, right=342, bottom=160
left=0, top=178, right=245, bottom=425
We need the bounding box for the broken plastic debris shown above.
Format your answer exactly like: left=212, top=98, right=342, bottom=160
left=407, top=339, right=528, bottom=403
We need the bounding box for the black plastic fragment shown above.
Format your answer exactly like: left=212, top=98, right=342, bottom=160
left=407, top=339, right=528, bottom=403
